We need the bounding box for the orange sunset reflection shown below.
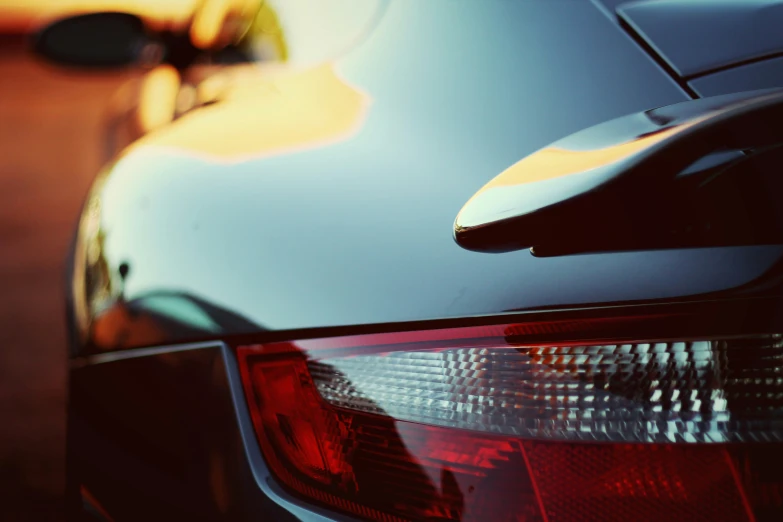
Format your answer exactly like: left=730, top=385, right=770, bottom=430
left=130, top=63, right=370, bottom=163
left=482, top=123, right=691, bottom=191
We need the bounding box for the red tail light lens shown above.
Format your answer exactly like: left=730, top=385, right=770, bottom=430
left=238, top=323, right=783, bottom=521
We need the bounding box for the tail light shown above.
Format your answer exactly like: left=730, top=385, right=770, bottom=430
left=238, top=319, right=783, bottom=521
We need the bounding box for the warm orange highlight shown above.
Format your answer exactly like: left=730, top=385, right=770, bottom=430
left=137, top=65, right=180, bottom=132
left=483, top=125, right=686, bottom=190
left=132, top=64, right=370, bottom=162
left=190, top=0, right=260, bottom=49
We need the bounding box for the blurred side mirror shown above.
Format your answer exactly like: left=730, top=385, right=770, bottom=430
left=33, top=12, right=153, bottom=68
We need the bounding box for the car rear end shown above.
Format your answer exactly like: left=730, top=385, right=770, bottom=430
left=69, top=297, right=783, bottom=521
left=65, top=0, right=783, bottom=520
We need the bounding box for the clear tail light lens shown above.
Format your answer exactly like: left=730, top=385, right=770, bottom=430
left=238, top=323, right=783, bottom=521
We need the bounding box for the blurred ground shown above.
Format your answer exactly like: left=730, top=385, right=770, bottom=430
left=0, top=38, right=133, bottom=521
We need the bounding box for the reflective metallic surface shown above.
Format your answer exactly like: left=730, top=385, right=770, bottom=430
left=54, top=1, right=783, bottom=520
left=454, top=89, right=783, bottom=252
left=66, top=0, right=783, bottom=354
left=619, top=0, right=783, bottom=78
left=691, top=57, right=783, bottom=98
left=67, top=304, right=783, bottom=521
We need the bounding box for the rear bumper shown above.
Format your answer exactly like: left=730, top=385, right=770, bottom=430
left=67, top=343, right=351, bottom=522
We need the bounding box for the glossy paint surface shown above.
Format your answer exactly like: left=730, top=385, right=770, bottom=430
left=67, top=301, right=783, bottom=521
left=690, top=57, right=783, bottom=98
left=454, top=89, right=783, bottom=252
left=72, top=0, right=783, bottom=351
left=619, top=0, right=783, bottom=78
left=67, top=344, right=347, bottom=521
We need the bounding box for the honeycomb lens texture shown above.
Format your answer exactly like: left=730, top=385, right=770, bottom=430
left=309, top=336, right=783, bottom=443
left=522, top=442, right=753, bottom=522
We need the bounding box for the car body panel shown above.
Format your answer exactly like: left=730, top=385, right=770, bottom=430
left=68, top=343, right=347, bottom=521
left=618, top=0, right=783, bottom=78
left=67, top=299, right=783, bottom=521
left=70, top=0, right=783, bottom=352
left=690, top=57, right=783, bottom=98
left=62, top=1, right=783, bottom=520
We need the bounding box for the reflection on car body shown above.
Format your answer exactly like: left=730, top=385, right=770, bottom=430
left=25, top=0, right=783, bottom=520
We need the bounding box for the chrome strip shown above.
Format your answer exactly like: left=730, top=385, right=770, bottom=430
left=71, top=341, right=223, bottom=368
